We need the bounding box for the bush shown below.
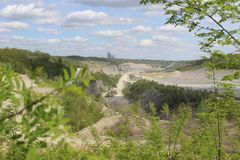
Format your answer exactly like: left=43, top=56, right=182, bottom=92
left=0, top=48, right=69, bottom=79
left=123, top=80, right=210, bottom=115
left=93, top=72, right=120, bottom=89
left=62, top=85, right=103, bottom=132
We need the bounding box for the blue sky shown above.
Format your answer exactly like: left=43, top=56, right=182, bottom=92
left=0, top=0, right=206, bottom=60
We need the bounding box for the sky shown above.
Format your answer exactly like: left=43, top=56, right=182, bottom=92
left=0, top=0, right=207, bottom=60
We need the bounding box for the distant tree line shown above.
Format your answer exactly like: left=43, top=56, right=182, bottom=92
left=0, top=48, right=69, bottom=79
left=210, top=53, right=240, bottom=69
left=123, top=80, right=210, bottom=116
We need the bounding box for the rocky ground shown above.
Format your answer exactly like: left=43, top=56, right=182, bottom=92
left=18, top=67, right=239, bottom=151
left=110, top=65, right=240, bottom=97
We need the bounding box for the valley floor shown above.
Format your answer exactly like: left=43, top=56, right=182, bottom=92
left=113, top=68, right=240, bottom=97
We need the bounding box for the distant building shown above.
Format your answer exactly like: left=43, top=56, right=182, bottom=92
left=107, top=52, right=115, bottom=59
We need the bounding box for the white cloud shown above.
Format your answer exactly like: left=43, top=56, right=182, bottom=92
left=0, top=28, right=11, bottom=32
left=72, top=0, right=139, bottom=8
left=67, top=36, right=87, bottom=43
left=56, top=36, right=88, bottom=47
left=0, top=1, right=205, bottom=60
left=139, top=39, right=155, bottom=47
left=156, top=24, right=188, bottom=33
left=48, top=38, right=61, bottom=44
left=0, top=33, right=203, bottom=60
left=37, top=28, right=59, bottom=35
left=0, top=21, right=29, bottom=30
left=94, top=26, right=153, bottom=39
left=138, top=5, right=164, bottom=16
left=45, top=36, right=88, bottom=46
left=118, top=17, right=132, bottom=24
left=152, top=35, right=182, bottom=43
left=63, top=10, right=132, bottom=28
left=94, top=29, right=137, bottom=44
left=94, top=30, right=124, bottom=37
left=0, top=21, right=29, bottom=33
left=0, top=3, right=60, bottom=25
left=0, top=0, right=37, bottom=4
left=132, top=25, right=152, bottom=33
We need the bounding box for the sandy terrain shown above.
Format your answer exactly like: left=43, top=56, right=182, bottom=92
left=113, top=68, right=240, bottom=97
left=115, top=72, right=136, bottom=96
left=137, top=69, right=240, bottom=89
left=20, top=75, right=53, bottom=94
left=114, top=62, right=177, bottom=96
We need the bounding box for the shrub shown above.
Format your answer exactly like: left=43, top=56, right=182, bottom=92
left=93, top=72, right=120, bottom=89
left=62, top=86, right=103, bottom=131
left=123, top=80, right=210, bottom=116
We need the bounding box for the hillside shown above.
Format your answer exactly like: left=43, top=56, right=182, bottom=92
left=0, top=48, right=70, bottom=79
left=0, top=48, right=240, bottom=160
left=64, top=55, right=204, bottom=71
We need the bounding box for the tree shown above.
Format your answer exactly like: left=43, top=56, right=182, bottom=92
left=140, top=0, right=240, bottom=52
left=140, top=1, right=240, bottom=160
left=0, top=65, right=91, bottom=159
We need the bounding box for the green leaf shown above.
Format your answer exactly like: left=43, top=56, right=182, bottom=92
left=63, top=69, right=70, bottom=82
left=26, top=147, right=40, bottom=160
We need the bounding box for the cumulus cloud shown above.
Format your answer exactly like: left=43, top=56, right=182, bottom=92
left=48, top=38, right=61, bottom=44
left=0, top=0, right=37, bottom=4
left=94, top=25, right=152, bottom=39
left=94, top=30, right=124, bottom=37
left=132, top=25, right=152, bottom=33
left=0, top=1, right=204, bottom=60
left=152, top=35, right=182, bottom=43
left=0, top=21, right=29, bottom=29
left=93, top=29, right=137, bottom=45
left=156, top=24, right=188, bottom=34
left=65, top=36, right=87, bottom=43
left=37, top=28, right=59, bottom=35
left=0, top=35, right=34, bottom=49
left=0, top=3, right=60, bottom=24
left=0, top=28, right=11, bottom=32
left=47, top=36, right=87, bottom=45
left=137, top=5, right=164, bottom=16
left=63, top=10, right=132, bottom=28
left=139, top=39, right=155, bottom=47
left=0, top=21, right=29, bottom=32
left=72, top=0, right=139, bottom=8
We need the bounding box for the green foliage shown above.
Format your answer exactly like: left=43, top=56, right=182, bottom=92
left=62, top=87, right=103, bottom=131
left=140, top=0, right=240, bottom=83
left=142, top=117, right=164, bottom=159
left=1, top=0, right=240, bottom=157
left=93, top=72, right=120, bottom=89
left=0, top=65, right=70, bottom=159
left=0, top=48, right=69, bottom=79
left=204, top=51, right=240, bottom=81
left=0, top=64, right=94, bottom=159
left=179, top=91, right=240, bottom=160
left=39, top=142, right=82, bottom=160
left=0, top=65, right=20, bottom=107
left=107, top=116, right=132, bottom=141
left=98, top=104, right=193, bottom=160
left=164, top=105, right=192, bottom=160
left=123, top=79, right=210, bottom=114
left=23, top=141, right=103, bottom=160
left=140, top=0, right=240, bottom=51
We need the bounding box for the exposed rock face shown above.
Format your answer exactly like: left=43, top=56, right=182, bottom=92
left=87, top=80, right=104, bottom=96
left=118, top=63, right=155, bottom=73
left=102, top=63, right=165, bottom=75
left=103, top=65, right=119, bottom=75
left=105, top=97, right=131, bottom=110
